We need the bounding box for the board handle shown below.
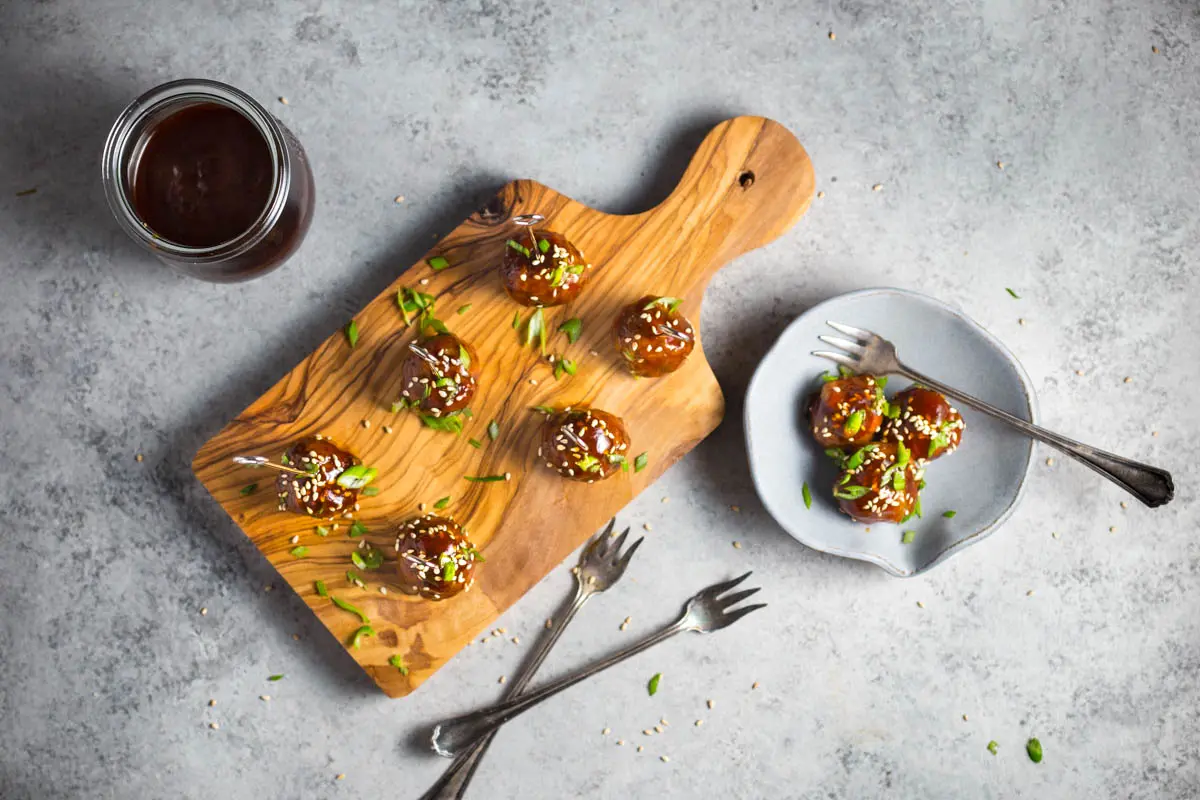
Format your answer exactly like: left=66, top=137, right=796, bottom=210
left=649, top=115, right=815, bottom=278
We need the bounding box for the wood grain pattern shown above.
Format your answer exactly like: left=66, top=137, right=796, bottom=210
left=192, top=116, right=815, bottom=697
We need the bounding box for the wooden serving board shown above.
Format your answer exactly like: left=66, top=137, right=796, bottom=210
left=192, top=116, right=815, bottom=697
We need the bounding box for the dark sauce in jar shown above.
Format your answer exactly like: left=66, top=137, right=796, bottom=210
left=130, top=103, right=274, bottom=248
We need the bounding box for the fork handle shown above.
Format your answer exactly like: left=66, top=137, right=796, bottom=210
left=898, top=365, right=1174, bottom=508
left=431, top=623, right=685, bottom=758
left=419, top=587, right=592, bottom=800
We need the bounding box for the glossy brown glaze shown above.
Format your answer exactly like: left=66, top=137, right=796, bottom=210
left=809, top=375, right=886, bottom=449
left=834, top=441, right=923, bottom=524
left=538, top=407, right=631, bottom=482
left=275, top=436, right=361, bottom=519
left=397, top=333, right=479, bottom=417
left=499, top=229, right=592, bottom=307
left=613, top=296, right=696, bottom=377
left=131, top=102, right=274, bottom=248
left=882, top=386, right=965, bottom=462
left=393, top=515, right=480, bottom=601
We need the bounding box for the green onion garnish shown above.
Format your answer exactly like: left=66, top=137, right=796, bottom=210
left=345, top=320, right=359, bottom=348
left=457, top=304, right=471, bottom=315
left=942, top=510, right=957, bottom=518
left=332, top=596, right=369, bottom=624
left=648, top=672, right=662, bottom=696
left=634, top=452, right=648, bottom=472
left=349, top=625, right=374, bottom=649
left=506, top=239, right=530, bottom=257
left=558, top=317, right=582, bottom=343
left=290, top=546, right=309, bottom=558
left=240, top=483, right=258, bottom=496
left=434, top=496, right=451, bottom=509
left=315, top=580, right=328, bottom=596
left=427, top=255, right=449, bottom=271
left=465, top=474, right=506, bottom=483
left=487, top=420, right=500, bottom=440
left=349, top=520, right=368, bottom=538
left=901, top=530, right=916, bottom=544
left=336, top=465, right=377, bottom=490
left=389, top=654, right=410, bottom=675
left=843, top=410, right=866, bottom=436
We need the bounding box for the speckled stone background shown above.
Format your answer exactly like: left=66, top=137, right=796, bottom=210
left=1, top=1, right=1197, bottom=798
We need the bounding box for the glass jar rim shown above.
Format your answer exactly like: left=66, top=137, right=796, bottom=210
left=101, top=78, right=291, bottom=262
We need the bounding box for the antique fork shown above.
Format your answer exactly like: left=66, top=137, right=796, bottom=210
left=418, top=520, right=643, bottom=800
left=814, top=321, right=1174, bottom=507
left=431, top=572, right=766, bottom=758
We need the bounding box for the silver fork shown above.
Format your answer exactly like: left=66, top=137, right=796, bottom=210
left=430, top=572, right=766, bottom=758
left=418, top=520, right=643, bottom=799
left=814, top=321, right=1174, bottom=507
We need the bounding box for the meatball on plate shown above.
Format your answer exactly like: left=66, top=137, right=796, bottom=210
left=745, top=288, right=1036, bottom=577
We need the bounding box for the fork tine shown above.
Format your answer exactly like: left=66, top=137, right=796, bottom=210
left=598, top=518, right=616, bottom=538
left=617, top=536, right=644, bottom=569
left=719, top=587, right=762, bottom=607
left=826, top=320, right=874, bottom=341
left=703, top=571, right=753, bottom=598
left=720, top=603, right=768, bottom=625
left=816, top=335, right=865, bottom=355
left=606, top=529, right=631, bottom=560
left=811, top=350, right=860, bottom=369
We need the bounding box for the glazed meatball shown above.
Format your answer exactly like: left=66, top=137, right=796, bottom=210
left=500, top=229, right=592, bottom=307
left=834, top=441, right=923, bottom=524
left=275, top=436, right=365, bottom=519
left=397, top=333, right=479, bottom=418
left=613, top=295, right=696, bottom=377
left=538, top=407, right=631, bottom=482
left=882, top=386, right=965, bottom=462
left=809, top=375, right=887, bottom=449
left=393, top=515, right=481, bottom=601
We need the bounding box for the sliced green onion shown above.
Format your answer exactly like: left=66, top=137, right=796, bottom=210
left=315, top=580, right=328, bottom=597
left=427, top=255, right=449, bottom=271
left=345, top=320, right=359, bottom=348
left=350, top=625, right=374, bottom=649
left=240, top=483, right=258, bottom=496
left=290, top=546, right=309, bottom=558
left=648, top=672, right=662, bottom=696
left=349, top=520, right=368, bottom=538
left=634, top=452, right=648, bottom=473
left=465, top=474, right=506, bottom=483
left=332, top=596, right=369, bottom=624
left=802, top=482, right=812, bottom=509
left=434, top=496, right=451, bottom=509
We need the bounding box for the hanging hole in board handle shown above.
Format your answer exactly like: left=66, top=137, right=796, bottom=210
left=738, top=170, right=756, bottom=189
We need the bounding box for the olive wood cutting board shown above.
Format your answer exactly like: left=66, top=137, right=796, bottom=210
left=192, top=115, right=815, bottom=697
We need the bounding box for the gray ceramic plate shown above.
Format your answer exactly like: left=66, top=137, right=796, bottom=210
left=744, top=287, right=1037, bottom=577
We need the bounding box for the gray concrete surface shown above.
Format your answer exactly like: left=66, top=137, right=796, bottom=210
left=1, top=1, right=1198, bottom=798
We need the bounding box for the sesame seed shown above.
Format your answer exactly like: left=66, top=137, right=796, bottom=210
left=1075, top=369, right=1085, bottom=376
left=637, top=746, right=644, bottom=752
left=336, top=774, right=345, bottom=781
left=1120, top=501, right=1128, bottom=509
left=617, top=739, right=625, bottom=746
left=394, top=195, right=404, bottom=203
left=660, top=755, right=670, bottom=762
left=916, top=601, right=925, bottom=608
left=498, top=675, right=507, bottom=684
left=200, top=607, right=208, bottom=616
left=828, top=31, right=836, bottom=40
left=419, top=278, right=429, bottom=285
left=695, top=719, right=704, bottom=726
left=1026, top=590, right=1035, bottom=597
left=504, top=472, right=512, bottom=481
left=707, top=699, right=715, bottom=709
left=278, top=96, right=289, bottom=105
left=1045, top=457, right=1055, bottom=466
left=208, top=699, right=216, bottom=707
left=1152, top=45, right=1159, bottom=54
left=135, top=453, right=144, bottom=462
left=730, top=505, right=740, bottom=513
left=290, top=535, right=300, bottom=544
left=545, top=618, right=554, bottom=629
left=379, top=586, right=388, bottom=595
left=661, top=496, right=669, bottom=504
left=643, top=729, right=653, bottom=736
left=963, top=714, right=969, bottom=721
left=872, top=183, right=883, bottom=191
left=1110, top=526, right=1117, bottom=533
left=512, top=636, right=520, bottom=644
left=654, top=726, right=664, bottom=733
left=660, top=718, right=668, bottom=726
left=1018, top=318, right=1026, bottom=326
left=209, top=722, right=219, bottom=730
left=1123, top=376, right=1133, bottom=384
left=529, top=378, right=538, bottom=385
left=817, top=191, right=825, bottom=199
left=1152, top=430, right=1159, bottom=437
left=259, top=695, right=271, bottom=701
left=1052, top=531, right=1060, bottom=539
left=418, top=503, right=426, bottom=511
left=732, top=541, right=742, bottom=549
left=602, top=727, right=611, bottom=735
left=643, top=523, right=653, bottom=531
left=997, top=161, right=1005, bottom=170
left=361, top=419, right=370, bottom=429
left=383, top=425, right=393, bottom=434
left=751, top=682, right=760, bottom=690
left=498, top=628, right=507, bottom=634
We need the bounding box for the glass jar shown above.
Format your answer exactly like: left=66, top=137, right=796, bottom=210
left=101, top=79, right=315, bottom=282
